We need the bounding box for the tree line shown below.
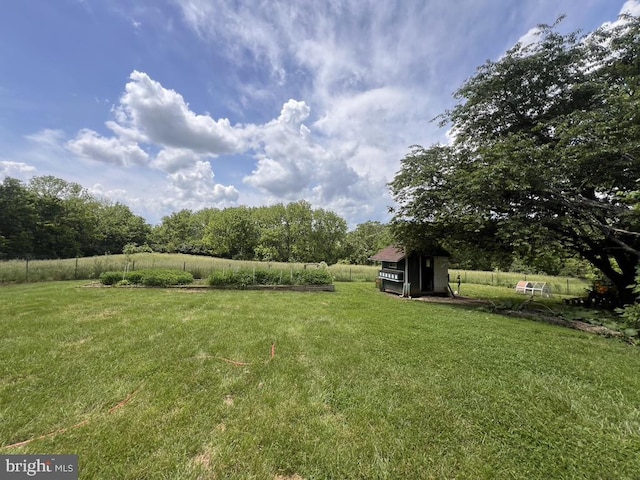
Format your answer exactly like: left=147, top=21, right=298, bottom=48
left=145, top=201, right=393, bottom=265
left=148, top=201, right=349, bottom=263
left=0, top=176, right=392, bottom=265
left=0, top=176, right=150, bottom=259
left=0, top=174, right=600, bottom=274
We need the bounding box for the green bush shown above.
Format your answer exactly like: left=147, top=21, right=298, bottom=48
left=208, top=270, right=246, bottom=286
left=126, top=271, right=144, bottom=284
left=139, top=270, right=194, bottom=287
left=99, top=269, right=193, bottom=287
left=293, top=269, right=334, bottom=285
left=99, top=271, right=125, bottom=285
left=254, top=269, right=284, bottom=285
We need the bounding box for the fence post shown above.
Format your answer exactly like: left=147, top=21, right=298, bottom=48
left=567, top=279, right=570, bottom=295
left=350, top=267, right=352, bottom=282
left=25, top=259, right=29, bottom=282
left=75, top=256, right=79, bottom=279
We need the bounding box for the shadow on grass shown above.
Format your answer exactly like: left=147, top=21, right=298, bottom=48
left=382, top=289, right=629, bottom=341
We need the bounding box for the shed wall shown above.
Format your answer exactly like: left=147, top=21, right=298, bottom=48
left=433, top=256, right=450, bottom=293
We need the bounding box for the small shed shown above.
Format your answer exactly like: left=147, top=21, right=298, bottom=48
left=370, top=246, right=451, bottom=297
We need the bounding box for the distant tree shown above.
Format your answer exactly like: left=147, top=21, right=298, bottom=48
left=284, top=200, right=315, bottom=262
left=203, top=206, right=259, bottom=259
left=253, top=204, right=289, bottom=262
left=390, top=16, right=640, bottom=303
left=149, top=209, right=207, bottom=254
left=310, top=208, right=347, bottom=264
left=27, top=176, right=100, bottom=258
left=94, top=202, right=151, bottom=255
left=0, top=177, right=37, bottom=258
left=342, top=221, right=392, bottom=265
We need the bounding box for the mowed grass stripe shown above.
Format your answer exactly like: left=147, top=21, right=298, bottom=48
left=0, top=282, right=639, bottom=479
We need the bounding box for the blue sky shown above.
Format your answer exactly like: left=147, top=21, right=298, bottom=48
left=1, top=0, right=637, bottom=227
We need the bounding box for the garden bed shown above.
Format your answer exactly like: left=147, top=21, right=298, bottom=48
left=174, top=284, right=335, bottom=292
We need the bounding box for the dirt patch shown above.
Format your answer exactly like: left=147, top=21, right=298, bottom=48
left=193, top=451, right=212, bottom=469
left=384, top=291, right=489, bottom=307
left=412, top=294, right=489, bottom=307
left=505, top=311, right=622, bottom=337
left=275, top=475, right=305, bottom=480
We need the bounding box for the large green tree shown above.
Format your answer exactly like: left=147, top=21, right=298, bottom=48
left=390, top=15, right=640, bottom=303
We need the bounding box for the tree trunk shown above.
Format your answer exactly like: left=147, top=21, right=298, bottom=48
left=583, top=250, right=638, bottom=306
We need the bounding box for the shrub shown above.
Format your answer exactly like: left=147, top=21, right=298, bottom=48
left=123, top=271, right=142, bottom=284
left=617, top=266, right=640, bottom=332
left=254, top=269, right=283, bottom=285
left=293, top=269, right=334, bottom=285
left=208, top=270, right=243, bottom=286
left=122, top=243, right=153, bottom=255
left=139, top=270, right=194, bottom=287
left=99, top=271, right=124, bottom=286
left=99, top=269, right=194, bottom=287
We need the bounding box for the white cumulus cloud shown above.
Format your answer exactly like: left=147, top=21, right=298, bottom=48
left=244, top=98, right=370, bottom=205
left=151, top=148, right=202, bottom=174
left=0, top=160, right=37, bottom=180
left=164, top=160, right=239, bottom=211
left=115, top=70, right=245, bottom=154
left=66, top=129, right=150, bottom=167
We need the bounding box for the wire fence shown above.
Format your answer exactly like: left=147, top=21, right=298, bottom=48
left=449, top=269, right=589, bottom=297
left=0, top=255, right=590, bottom=296
left=0, top=254, right=381, bottom=284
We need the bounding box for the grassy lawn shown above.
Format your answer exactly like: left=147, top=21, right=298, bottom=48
left=1, top=282, right=639, bottom=479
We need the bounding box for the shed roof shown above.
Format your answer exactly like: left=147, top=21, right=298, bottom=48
left=370, top=245, right=452, bottom=262
left=369, top=246, right=406, bottom=263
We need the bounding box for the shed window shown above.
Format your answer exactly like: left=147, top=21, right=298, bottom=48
left=387, top=262, right=398, bottom=269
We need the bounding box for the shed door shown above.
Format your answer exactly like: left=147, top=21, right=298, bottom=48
left=420, top=256, right=434, bottom=292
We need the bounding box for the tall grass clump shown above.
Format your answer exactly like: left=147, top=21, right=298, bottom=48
left=328, top=263, right=378, bottom=282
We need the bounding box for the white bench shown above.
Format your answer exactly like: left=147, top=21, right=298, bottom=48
left=515, top=281, right=551, bottom=297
